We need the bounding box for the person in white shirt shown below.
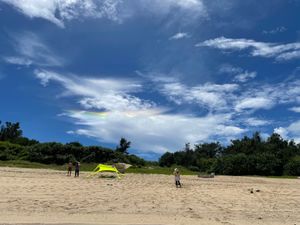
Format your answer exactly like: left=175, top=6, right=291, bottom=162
left=174, top=168, right=182, bottom=188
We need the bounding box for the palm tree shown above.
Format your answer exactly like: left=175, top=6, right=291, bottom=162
left=116, top=137, right=131, bottom=155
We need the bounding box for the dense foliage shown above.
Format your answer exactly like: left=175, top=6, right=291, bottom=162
left=159, top=132, right=300, bottom=176
left=0, top=121, right=145, bottom=166
left=1, top=120, right=300, bottom=175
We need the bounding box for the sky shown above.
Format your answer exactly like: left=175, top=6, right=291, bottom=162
left=0, top=0, right=300, bottom=160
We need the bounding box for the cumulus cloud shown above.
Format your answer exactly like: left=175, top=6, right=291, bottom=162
left=274, top=120, right=300, bottom=143
left=284, top=121, right=300, bottom=144
left=66, top=110, right=244, bottom=153
left=0, top=0, right=206, bottom=28
left=274, top=127, right=289, bottom=139
left=197, top=36, right=300, bottom=61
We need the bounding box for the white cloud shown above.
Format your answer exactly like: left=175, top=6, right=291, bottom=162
left=0, top=0, right=121, bottom=28
left=150, top=71, right=300, bottom=117
left=263, top=26, right=287, bottom=35
left=0, top=0, right=64, bottom=27
left=274, top=127, right=289, bottom=139
left=32, top=68, right=300, bottom=152
left=287, top=121, right=300, bottom=134
left=197, top=36, right=300, bottom=61
left=274, top=121, right=300, bottom=143
left=169, top=32, right=190, bottom=40
left=219, top=64, right=243, bottom=74
left=34, top=69, right=245, bottom=153
left=1, top=0, right=206, bottom=28
left=245, top=118, right=270, bottom=126
left=66, top=110, right=244, bottom=154
left=4, top=32, right=63, bottom=67
left=3, top=56, right=32, bottom=66
left=34, top=69, right=150, bottom=111
left=160, top=81, right=238, bottom=111
left=219, top=64, right=257, bottom=83
left=276, top=50, right=300, bottom=61
left=127, top=0, right=206, bottom=18
left=234, top=71, right=257, bottom=83
left=235, top=97, right=274, bottom=112
left=289, top=106, right=300, bottom=113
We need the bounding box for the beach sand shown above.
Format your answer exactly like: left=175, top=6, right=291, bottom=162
left=0, top=167, right=299, bottom=225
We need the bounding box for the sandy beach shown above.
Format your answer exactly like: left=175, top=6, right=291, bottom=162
left=0, top=167, right=299, bottom=225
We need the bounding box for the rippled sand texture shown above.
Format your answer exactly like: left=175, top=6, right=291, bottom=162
left=0, top=167, right=299, bottom=225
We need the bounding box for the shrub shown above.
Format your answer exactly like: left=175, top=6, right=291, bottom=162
left=284, top=156, right=300, bottom=176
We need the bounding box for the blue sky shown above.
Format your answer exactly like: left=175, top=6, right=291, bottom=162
left=1, top=0, right=300, bottom=160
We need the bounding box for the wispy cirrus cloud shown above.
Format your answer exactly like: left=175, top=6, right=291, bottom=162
left=160, top=81, right=238, bottom=111
left=219, top=64, right=257, bottom=83
left=0, top=0, right=122, bottom=28
left=34, top=69, right=150, bottom=111
left=197, top=36, right=300, bottom=61
left=3, top=56, right=32, bottom=66
left=263, top=26, right=287, bottom=35
left=0, top=0, right=206, bottom=28
left=219, top=64, right=243, bottom=74
left=3, top=32, right=63, bottom=67
left=147, top=70, right=300, bottom=114
left=234, top=71, right=257, bottom=83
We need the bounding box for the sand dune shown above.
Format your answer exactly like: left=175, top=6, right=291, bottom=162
left=0, top=167, right=299, bottom=225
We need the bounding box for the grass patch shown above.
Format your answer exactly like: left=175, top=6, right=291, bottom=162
left=127, top=166, right=198, bottom=175
left=0, top=160, right=99, bottom=172
left=267, top=175, right=298, bottom=179
left=0, top=160, right=63, bottom=170
left=0, top=160, right=198, bottom=175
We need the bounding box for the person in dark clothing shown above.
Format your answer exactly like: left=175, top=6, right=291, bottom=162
left=74, top=162, right=80, bottom=177
left=67, top=162, right=72, bottom=176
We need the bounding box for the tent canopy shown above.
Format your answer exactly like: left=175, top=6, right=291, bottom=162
left=89, top=163, right=131, bottom=178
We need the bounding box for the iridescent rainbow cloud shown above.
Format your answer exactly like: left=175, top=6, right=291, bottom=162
left=68, top=109, right=166, bottom=119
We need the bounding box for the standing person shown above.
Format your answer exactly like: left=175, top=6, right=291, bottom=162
left=174, top=168, right=182, bottom=188
left=75, top=161, right=80, bottom=177
left=67, top=161, right=73, bottom=176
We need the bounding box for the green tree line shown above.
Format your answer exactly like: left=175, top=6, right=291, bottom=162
left=0, top=121, right=146, bottom=166
left=159, top=132, right=300, bottom=176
